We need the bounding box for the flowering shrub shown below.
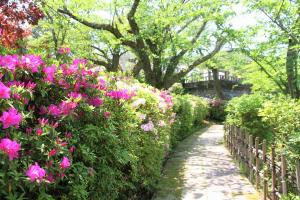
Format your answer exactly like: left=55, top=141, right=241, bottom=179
left=208, top=98, right=227, bottom=121
left=170, top=94, right=209, bottom=147
left=0, top=53, right=177, bottom=199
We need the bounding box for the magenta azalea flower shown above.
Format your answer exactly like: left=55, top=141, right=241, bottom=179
left=106, top=89, right=134, bottom=100
left=89, top=97, right=103, bottom=107
left=20, top=55, right=44, bottom=73
left=0, top=108, right=22, bottom=129
left=0, top=138, right=21, bottom=160
left=0, top=55, right=19, bottom=71
left=26, top=162, right=46, bottom=182
left=0, top=81, right=10, bottom=99
left=48, top=104, right=61, bottom=116
left=59, top=101, right=77, bottom=116
left=60, top=156, right=71, bottom=169
left=43, top=65, right=56, bottom=83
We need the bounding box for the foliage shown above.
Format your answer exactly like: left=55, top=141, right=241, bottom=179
left=225, top=94, right=272, bottom=139
left=0, top=51, right=180, bottom=199
left=36, top=0, right=238, bottom=88
left=208, top=99, right=227, bottom=122
left=259, top=97, right=300, bottom=162
left=168, top=83, right=184, bottom=95
left=171, top=94, right=208, bottom=147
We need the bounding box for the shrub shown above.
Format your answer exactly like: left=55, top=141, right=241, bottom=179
left=259, top=96, right=300, bottom=162
left=170, top=94, right=208, bottom=147
left=225, top=94, right=272, bottom=139
left=208, top=98, right=227, bottom=122
left=0, top=53, right=175, bottom=199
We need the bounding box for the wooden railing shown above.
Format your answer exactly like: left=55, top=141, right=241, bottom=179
left=224, top=125, right=300, bottom=200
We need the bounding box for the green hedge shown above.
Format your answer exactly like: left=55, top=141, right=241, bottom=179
left=225, top=94, right=272, bottom=140
left=170, top=94, right=209, bottom=148
left=226, top=94, right=300, bottom=165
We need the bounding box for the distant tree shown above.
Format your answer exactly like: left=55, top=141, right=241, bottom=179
left=57, top=0, right=236, bottom=89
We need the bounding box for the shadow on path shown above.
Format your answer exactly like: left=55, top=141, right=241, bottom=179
left=153, top=125, right=260, bottom=200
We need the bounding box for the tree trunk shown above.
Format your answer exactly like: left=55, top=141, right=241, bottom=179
left=211, top=68, right=223, bottom=99
left=286, top=38, right=299, bottom=98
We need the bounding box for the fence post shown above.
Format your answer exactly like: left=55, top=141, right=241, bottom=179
left=296, top=160, right=300, bottom=195
left=255, top=137, right=260, bottom=189
left=271, top=145, right=276, bottom=200
left=230, top=126, right=233, bottom=155
left=249, top=134, right=254, bottom=183
left=262, top=140, right=267, bottom=200
left=281, top=154, right=287, bottom=196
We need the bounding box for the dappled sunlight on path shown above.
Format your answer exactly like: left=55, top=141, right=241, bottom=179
left=153, top=125, right=260, bottom=200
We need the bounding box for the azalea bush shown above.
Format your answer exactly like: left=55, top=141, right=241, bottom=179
left=170, top=94, right=209, bottom=147
left=208, top=98, right=227, bottom=122
left=0, top=51, right=176, bottom=199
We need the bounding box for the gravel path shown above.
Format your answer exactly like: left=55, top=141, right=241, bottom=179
left=153, top=125, right=260, bottom=200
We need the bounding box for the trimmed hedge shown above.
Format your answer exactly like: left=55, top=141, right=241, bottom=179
left=170, top=94, right=209, bottom=148
left=226, top=94, right=300, bottom=166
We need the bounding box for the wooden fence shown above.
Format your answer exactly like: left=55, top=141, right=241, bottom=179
left=224, top=125, right=300, bottom=200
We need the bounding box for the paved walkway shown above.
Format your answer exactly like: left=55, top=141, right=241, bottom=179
left=153, top=125, right=259, bottom=200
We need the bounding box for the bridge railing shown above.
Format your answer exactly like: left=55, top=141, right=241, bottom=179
left=183, top=74, right=241, bottom=84
left=224, top=125, right=300, bottom=200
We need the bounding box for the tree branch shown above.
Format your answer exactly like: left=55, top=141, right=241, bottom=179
left=259, top=7, right=299, bottom=43
left=127, top=0, right=141, bottom=34
left=180, top=39, right=225, bottom=76
left=58, top=7, right=123, bottom=38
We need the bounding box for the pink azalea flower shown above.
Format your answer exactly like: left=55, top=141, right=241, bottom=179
left=38, top=118, right=49, bottom=126
left=20, top=55, right=44, bottom=73
left=39, top=106, right=47, bottom=115
left=36, top=128, right=43, bottom=136
left=48, top=104, right=61, bottom=116
left=12, top=93, right=21, bottom=100
left=0, top=55, right=19, bottom=71
left=0, top=82, right=10, bottom=99
left=0, top=138, right=21, bottom=160
left=25, top=81, right=36, bottom=90
left=104, top=111, right=111, bottom=118
left=60, top=156, right=71, bottom=169
left=89, top=97, right=103, bottom=107
left=48, top=149, right=57, bottom=157
left=106, top=89, right=135, bottom=100
left=59, top=101, right=77, bottom=116
left=43, top=65, right=56, bottom=83
left=68, top=92, right=82, bottom=100
left=69, top=146, right=76, bottom=154
left=26, top=162, right=46, bottom=182
left=0, top=108, right=22, bottom=129
left=65, top=132, right=72, bottom=139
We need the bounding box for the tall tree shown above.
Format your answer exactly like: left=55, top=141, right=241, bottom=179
left=242, top=0, right=300, bottom=98
left=55, top=0, right=235, bottom=88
